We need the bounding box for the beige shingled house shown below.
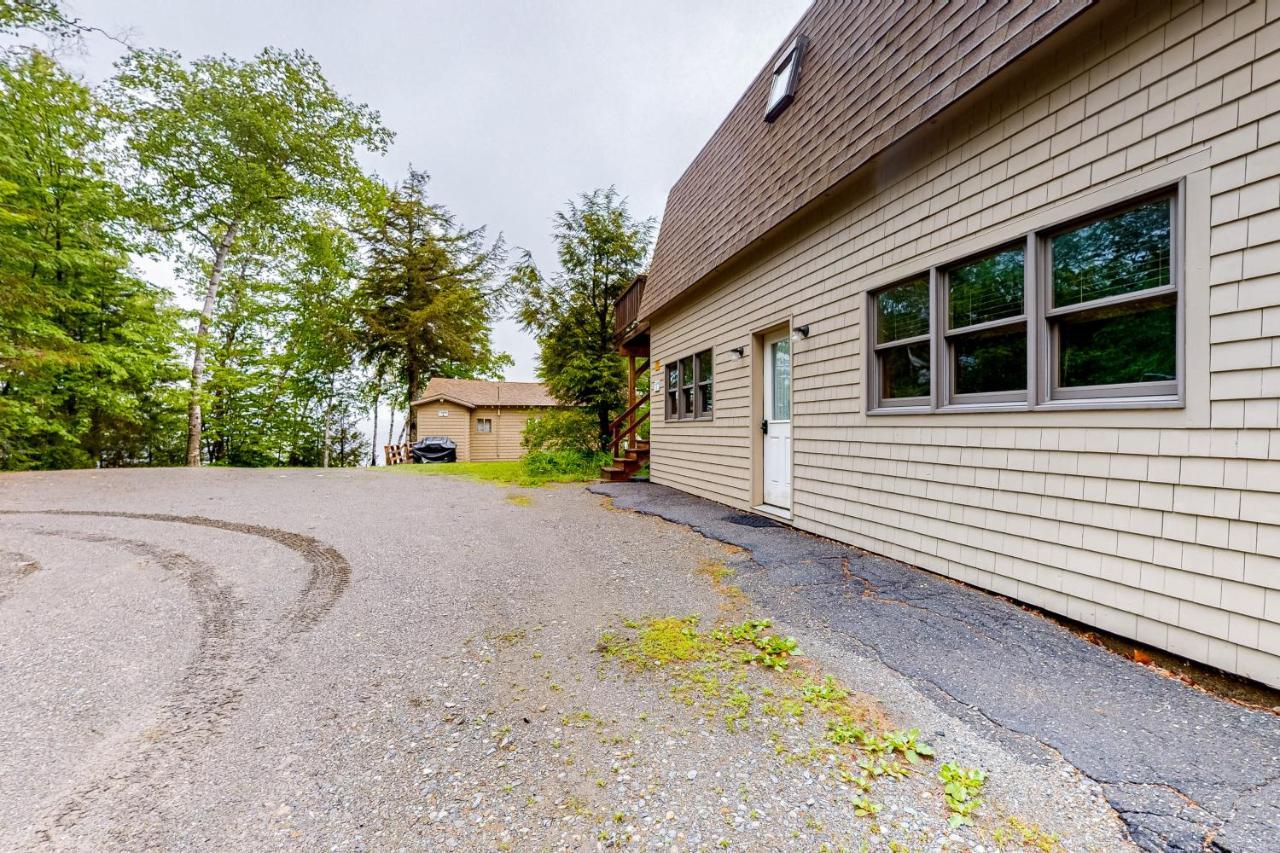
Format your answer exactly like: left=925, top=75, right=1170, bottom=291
left=409, top=379, right=564, bottom=462
left=612, top=1, right=1280, bottom=687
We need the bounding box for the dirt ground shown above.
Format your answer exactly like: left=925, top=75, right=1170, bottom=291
left=1, top=468, right=1138, bottom=851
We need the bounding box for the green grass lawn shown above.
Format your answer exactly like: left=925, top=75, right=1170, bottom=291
left=390, top=459, right=601, bottom=488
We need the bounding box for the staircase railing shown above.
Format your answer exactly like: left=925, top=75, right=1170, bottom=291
left=609, top=397, right=650, bottom=456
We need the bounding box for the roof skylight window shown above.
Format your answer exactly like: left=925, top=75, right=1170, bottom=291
left=765, top=36, right=808, bottom=123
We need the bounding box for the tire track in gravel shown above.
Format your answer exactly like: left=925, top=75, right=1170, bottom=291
left=0, top=511, right=352, bottom=849
left=0, top=548, right=40, bottom=605
left=17, top=529, right=247, bottom=848
left=0, top=510, right=351, bottom=633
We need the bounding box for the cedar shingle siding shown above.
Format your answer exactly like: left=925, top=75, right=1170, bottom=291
left=646, top=0, right=1280, bottom=688
left=641, top=0, right=1094, bottom=319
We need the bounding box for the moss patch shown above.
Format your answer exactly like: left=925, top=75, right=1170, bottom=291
left=595, top=613, right=1015, bottom=836
left=990, top=814, right=1064, bottom=851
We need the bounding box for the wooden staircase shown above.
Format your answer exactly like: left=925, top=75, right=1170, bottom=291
left=603, top=275, right=651, bottom=482
left=601, top=359, right=650, bottom=482
left=602, top=438, right=649, bottom=482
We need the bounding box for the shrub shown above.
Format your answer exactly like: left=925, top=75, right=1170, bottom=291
left=522, top=409, right=598, bottom=453
left=520, top=448, right=610, bottom=483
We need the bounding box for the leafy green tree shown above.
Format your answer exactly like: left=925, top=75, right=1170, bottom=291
left=112, top=47, right=391, bottom=465
left=198, top=221, right=367, bottom=467
left=511, top=187, right=653, bottom=449
left=355, top=169, right=509, bottom=428
left=281, top=221, right=367, bottom=466
left=0, top=49, right=183, bottom=469
left=1, top=0, right=68, bottom=35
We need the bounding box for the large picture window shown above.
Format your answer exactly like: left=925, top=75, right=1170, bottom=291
left=664, top=348, right=715, bottom=420
left=868, top=189, right=1180, bottom=412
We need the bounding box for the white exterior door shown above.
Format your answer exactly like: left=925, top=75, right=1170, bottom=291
left=762, top=330, right=792, bottom=510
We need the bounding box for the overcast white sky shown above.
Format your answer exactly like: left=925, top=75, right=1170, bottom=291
left=60, top=0, right=811, bottom=383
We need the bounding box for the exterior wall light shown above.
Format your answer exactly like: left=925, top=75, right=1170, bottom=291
left=794, top=324, right=810, bottom=339
left=730, top=346, right=746, bottom=359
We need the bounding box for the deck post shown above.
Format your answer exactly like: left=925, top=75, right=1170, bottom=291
left=627, top=355, right=636, bottom=451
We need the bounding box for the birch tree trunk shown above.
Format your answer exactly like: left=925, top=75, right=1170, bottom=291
left=370, top=394, right=379, bottom=467
left=186, top=221, right=241, bottom=467
left=322, top=375, right=334, bottom=468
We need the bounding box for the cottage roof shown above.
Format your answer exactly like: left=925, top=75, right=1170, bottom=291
left=640, top=0, right=1093, bottom=320
left=409, top=378, right=560, bottom=409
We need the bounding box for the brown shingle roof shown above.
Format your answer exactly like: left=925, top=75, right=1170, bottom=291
left=640, top=0, right=1093, bottom=319
left=409, top=379, right=561, bottom=409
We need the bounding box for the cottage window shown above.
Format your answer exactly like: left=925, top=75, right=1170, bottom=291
left=665, top=348, right=715, bottom=420
left=665, top=363, right=679, bottom=419
left=943, top=245, right=1027, bottom=403
left=868, top=189, right=1180, bottom=413
left=696, top=350, right=714, bottom=415
left=871, top=277, right=932, bottom=407
left=765, top=36, right=808, bottom=123
left=679, top=355, right=695, bottom=416
left=476, top=418, right=492, bottom=433
left=1046, top=197, right=1176, bottom=400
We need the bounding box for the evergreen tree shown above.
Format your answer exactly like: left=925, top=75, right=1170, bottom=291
left=356, top=170, right=509, bottom=420
left=511, top=187, right=653, bottom=449
left=0, top=49, right=183, bottom=469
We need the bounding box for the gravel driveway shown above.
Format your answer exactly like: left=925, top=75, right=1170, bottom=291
left=0, top=468, right=1133, bottom=851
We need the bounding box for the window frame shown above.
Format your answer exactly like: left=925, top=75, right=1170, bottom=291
left=665, top=362, right=679, bottom=420
left=867, top=185, right=1183, bottom=415
left=695, top=350, right=714, bottom=418
left=663, top=348, right=715, bottom=421
left=938, top=240, right=1031, bottom=408
left=764, top=36, right=808, bottom=123
left=476, top=417, right=492, bottom=433
left=1037, top=191, right=1182, bottom=405
left=868, top=273, right=936, bottom=412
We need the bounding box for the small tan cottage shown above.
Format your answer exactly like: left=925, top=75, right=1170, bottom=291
left=614, top=1, right=1280, bottom=687
left=409, top=379, right=563, bottom=462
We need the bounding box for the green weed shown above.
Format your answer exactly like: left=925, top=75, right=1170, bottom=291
left=939, top=762, right=987, bottom=828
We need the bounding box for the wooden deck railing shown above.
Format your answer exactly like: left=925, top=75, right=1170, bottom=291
left=613, top=275, right=646, bottom=344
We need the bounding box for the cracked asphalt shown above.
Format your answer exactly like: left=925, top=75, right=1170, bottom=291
left=591, top=481, right=1280, bottom=852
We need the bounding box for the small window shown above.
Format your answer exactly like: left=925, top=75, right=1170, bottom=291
left=770, top=337, right=791, bottom=420
left=665, top=362, right=679, bottom=419
left=765, top=36, right=808, bottom=123
left=679, top=355, right=695, bottom=416
left=696, top=350, right=714, bottom=416
left=1046, top=196, right=1176, bottom=399
left=944, top=245, right=1027, bottom=403
left=872, top=277, right=932, bottom=407
left=664, top=348, right=715, bottom=420
left=476, top=418, right=492, bottom=433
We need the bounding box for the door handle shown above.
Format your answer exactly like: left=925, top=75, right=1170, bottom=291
left=761, top=419, right=769, bottom=435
